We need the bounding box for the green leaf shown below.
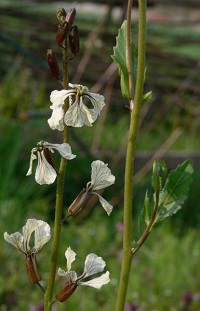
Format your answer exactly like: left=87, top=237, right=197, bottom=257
left=151, top=160, right=167, bottom=192
left=142, top=91, right=152, bottom=104
left=156, top=160, right=193, bottom=223
left=111, top=20, right=137, bottom=99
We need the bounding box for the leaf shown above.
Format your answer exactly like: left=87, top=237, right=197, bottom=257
left=111, top=20, right=137, bottom=99
left=142, top=91, right=152, bottom=104
left=151, top=160, right=167, bottom=192
left=156, top=160, right=193, bottom=223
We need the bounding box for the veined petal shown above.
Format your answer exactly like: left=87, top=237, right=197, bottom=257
left=26, top=149, right=37, bottom=176
left=94, top=193, right=113, bottom=215
left=81, top=253, right=106, bottom=279
left=90, top=160, right=115, bottom=190
left=50, top=89, right=75, bottom=108
left=65, top=247, right=77, bottom=271
left=84, top=93, right=105, bottom=115
left=4, top=231, right=25, bottom=253
left=22, top=219, right=39, bottom=253
left=78, top=271, right=110, bottom=289
left=46, top=143, right=76, bottom=160
left=58, top=269, right=77, bottom=283
left=35, top=151, right=57, bottom=185
left=64, top=97, right=97, bottom=127
left=48, top=107, right=64, bottom=131
left=33, top=220, right=51, bottom=253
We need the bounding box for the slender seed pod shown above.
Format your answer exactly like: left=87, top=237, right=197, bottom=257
left=47, top=49, right=60, bottom=80
left=69, top=25, right=80, bottom=57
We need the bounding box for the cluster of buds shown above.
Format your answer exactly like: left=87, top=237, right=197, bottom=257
left=47, top=8, right=80, bottom=81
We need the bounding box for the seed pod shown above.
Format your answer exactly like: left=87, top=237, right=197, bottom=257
left=57, top=8, right=66, bottom=26
left=47, top=49, right=60, bottom=79
left=55, top=24, right=68, bottom=46
left=68, top=189, right=90, bottom=216
left=56, top=281, right=77, bottom=302
left=66, top=8, right=76, bottom=26
left=69, top=25, right=80, bottom=57
left=26, top=254, right=42, bottom=284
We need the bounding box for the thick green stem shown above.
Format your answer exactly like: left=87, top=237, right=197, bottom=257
left=44, top=42, right=69, bottom=311
left=115, top=1, right=146, bottom=310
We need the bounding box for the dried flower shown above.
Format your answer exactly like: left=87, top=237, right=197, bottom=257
left=26, top=140, right=76, bottom=185
left=56, top=247, right=110, bottom=302
left=48, top=83, right=105, bottom=129
left=68, top=160, right=115, bottom=216
left=4, top=219, right=50, bottom=283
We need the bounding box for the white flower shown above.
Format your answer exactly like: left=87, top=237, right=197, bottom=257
left=68, top=160, right=115, bottom=216
left=48, top=83, right=105, bottom=129
left=57, top=247, right=110, bottom=289
left=4, top=219, right=51, bottom=255
left=26, top=140, right=76, bottom=185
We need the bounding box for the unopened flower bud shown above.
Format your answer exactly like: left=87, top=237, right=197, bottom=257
left=69, top=25, right=80, bottom=57
left=56, top=281, right=77, bottom=302
left=47, top=49, right=60, bottom=80
left=68, top=189, right=90, bottom=216
left=26, top=254, right=41, bottom=284
left=56, top=24, right=68, bottom=46
left=57, top=8, right=66, bottom=26
left=66, top=8, right=76, bottom=26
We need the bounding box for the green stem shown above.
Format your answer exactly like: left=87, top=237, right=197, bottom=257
left=115, top=1, right=146, bottom=310
left=44, top=41, right=69, bottom=311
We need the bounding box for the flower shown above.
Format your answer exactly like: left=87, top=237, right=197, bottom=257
left=4, top=219, right=51, bottom=283
left=48, top=83, right=105, bottom=129
left=68, top=160, right=115, bottom=216
left=56, top=247, right=110, bottom=302
left=26, top=140, right=76, bottom=185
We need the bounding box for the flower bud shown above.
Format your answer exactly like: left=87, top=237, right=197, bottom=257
left=56, top=281, right=77, bottom=302
left=68, top=189, right=90, bottom=216
left=47, top=49, right=60, bottom=80
left=66, top=8, right=76, bottom=26
left=57, top=8, right=66, bottom=26
left=26, top=254, right=41, bottom=284
left=69, top=25, right=80, bottom=57
left=56, top=24, right=68, bottom=46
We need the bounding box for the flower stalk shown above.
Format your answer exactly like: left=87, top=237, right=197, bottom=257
left=44, top=29, right=70, bottom=311
left=115, top=1, right=146, bottom=310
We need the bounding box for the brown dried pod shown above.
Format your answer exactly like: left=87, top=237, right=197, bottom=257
left=56, top=281, right=77, bottom=302
left=69, top=25, right=80, bottom=57
left=26, top=254, right=42, bottom=284
left=47, top=49, right=60, bottom=79
left=66, top=8, right=76, bottom=26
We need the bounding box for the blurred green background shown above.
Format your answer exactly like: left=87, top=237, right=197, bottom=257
left=0, top=0, right=200, bottom=310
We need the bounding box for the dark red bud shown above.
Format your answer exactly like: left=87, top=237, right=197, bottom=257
left=47, top=49, right=60, bottom=79
left=55, top=24, right=68, bottom=46
left=66, top=8, right=76, bottom=26
left=69, top=25, right=80, bottom=57
left=57, top=8, right=66, bottom=26
left=26, top=254, right=42, bottom=284
left=56, top=281, right=77, bottom=302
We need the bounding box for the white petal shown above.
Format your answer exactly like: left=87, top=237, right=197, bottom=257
left=57, top=269, right=77, bottom=282
left=81, top=253, right=106, bottom=279
left=4, top=231, right=24, bottom=253
left=22, top=219, right=39, bottom=252
left=35, top=151, right=57, bottom=185
left=84, top=93, right=105, bottom=115
left=90, top=160, right=115, bottom=190
left=64, top=97, right=97, bottom=127
left=94, top=193, right=113, bottom=215
left=50, top=89, right=74, bottom=108
left=46, top=143, right=76, bottom=160
left=78, top=271, right=110, bottom=289
left=48, top=107, right=64, bottom=131
left=65, top=247, right=77, bottom=271
left=26, top=149, right=37, bottom=176
left=33, top=220, right=51, bottom=253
